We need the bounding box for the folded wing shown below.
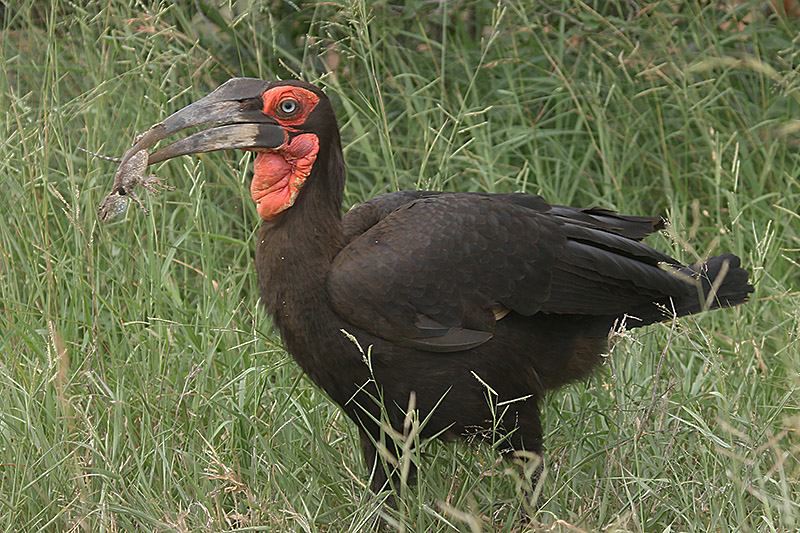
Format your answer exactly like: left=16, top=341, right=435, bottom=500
left=329, top=192, right=724, bottom=352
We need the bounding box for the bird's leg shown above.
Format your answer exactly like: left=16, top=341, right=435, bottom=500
left=361, top=431, right=396, bottom=504
left=361, top=431, right=384, bottom=487
left=503, top=402, right=545, bottom=512
left=360, top=427, right=419, bottom=510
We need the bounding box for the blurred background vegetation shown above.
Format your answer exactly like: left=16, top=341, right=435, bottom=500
left=1, top=1, right=798, bottom=531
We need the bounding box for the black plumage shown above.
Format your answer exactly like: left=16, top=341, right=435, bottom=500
left=124, top=78, right=754, bottom=499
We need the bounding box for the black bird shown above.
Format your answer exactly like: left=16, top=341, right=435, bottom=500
left=121, top=78, right=753, bottom=497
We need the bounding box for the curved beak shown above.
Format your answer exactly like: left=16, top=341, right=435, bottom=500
left=120, top=78, right=286, bottom=167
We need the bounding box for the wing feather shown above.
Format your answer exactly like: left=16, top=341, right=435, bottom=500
left=330, top=192, right=690, bottom=352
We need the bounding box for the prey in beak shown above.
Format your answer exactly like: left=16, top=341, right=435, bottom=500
left=95, top=78, right=288, bottom=220
left=95, top=133, right=174, bottom=221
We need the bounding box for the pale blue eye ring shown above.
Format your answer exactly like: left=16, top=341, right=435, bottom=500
left=280, top=99, right=298, bottom=114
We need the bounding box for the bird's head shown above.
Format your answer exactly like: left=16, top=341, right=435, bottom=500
left=124, top=78, right=342, bottom=220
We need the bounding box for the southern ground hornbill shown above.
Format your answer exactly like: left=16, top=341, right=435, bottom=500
left=116, top=78, right=753, bottom=499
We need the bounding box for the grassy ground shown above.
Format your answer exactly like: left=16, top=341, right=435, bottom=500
left=1, top=1, right=799, bottom=531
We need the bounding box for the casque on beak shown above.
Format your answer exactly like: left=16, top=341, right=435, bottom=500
left=120, top=78, right=287, bottom=167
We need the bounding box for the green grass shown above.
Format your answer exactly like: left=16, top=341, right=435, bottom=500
left=1, top=0, right=798, bottom=531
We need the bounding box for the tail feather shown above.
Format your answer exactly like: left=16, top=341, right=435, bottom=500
left=624, top=253, right=754, bottom=328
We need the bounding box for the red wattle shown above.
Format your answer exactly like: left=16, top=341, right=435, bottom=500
left=251, top=134, right=319, bottom=219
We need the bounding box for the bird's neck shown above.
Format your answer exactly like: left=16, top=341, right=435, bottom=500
left=253, top=141, right=372, bottom=403
left=254, top=133, right=348, bottom=342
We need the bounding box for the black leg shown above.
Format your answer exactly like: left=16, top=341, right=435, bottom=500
left=361, top=429, right=402, bottom=509
left=361, top=427, right=422, bottom=508
left=361, top=430, right=386, bottom=493
left=504, top=400, right=544, bottom=511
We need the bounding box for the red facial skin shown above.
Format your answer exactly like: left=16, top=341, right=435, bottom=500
left=261, top=86, right=320, bottom=127
left=250, top=86, right=321, bottom=219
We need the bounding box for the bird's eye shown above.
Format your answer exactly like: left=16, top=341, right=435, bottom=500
left=278, top=98, right=299, bottom=116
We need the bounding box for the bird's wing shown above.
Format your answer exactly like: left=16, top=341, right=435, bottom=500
left=342, top=191, right=664, bottom=242
left=330, top=192, right=689, bottom=352
left=341, top=190, right=445, bottom=241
